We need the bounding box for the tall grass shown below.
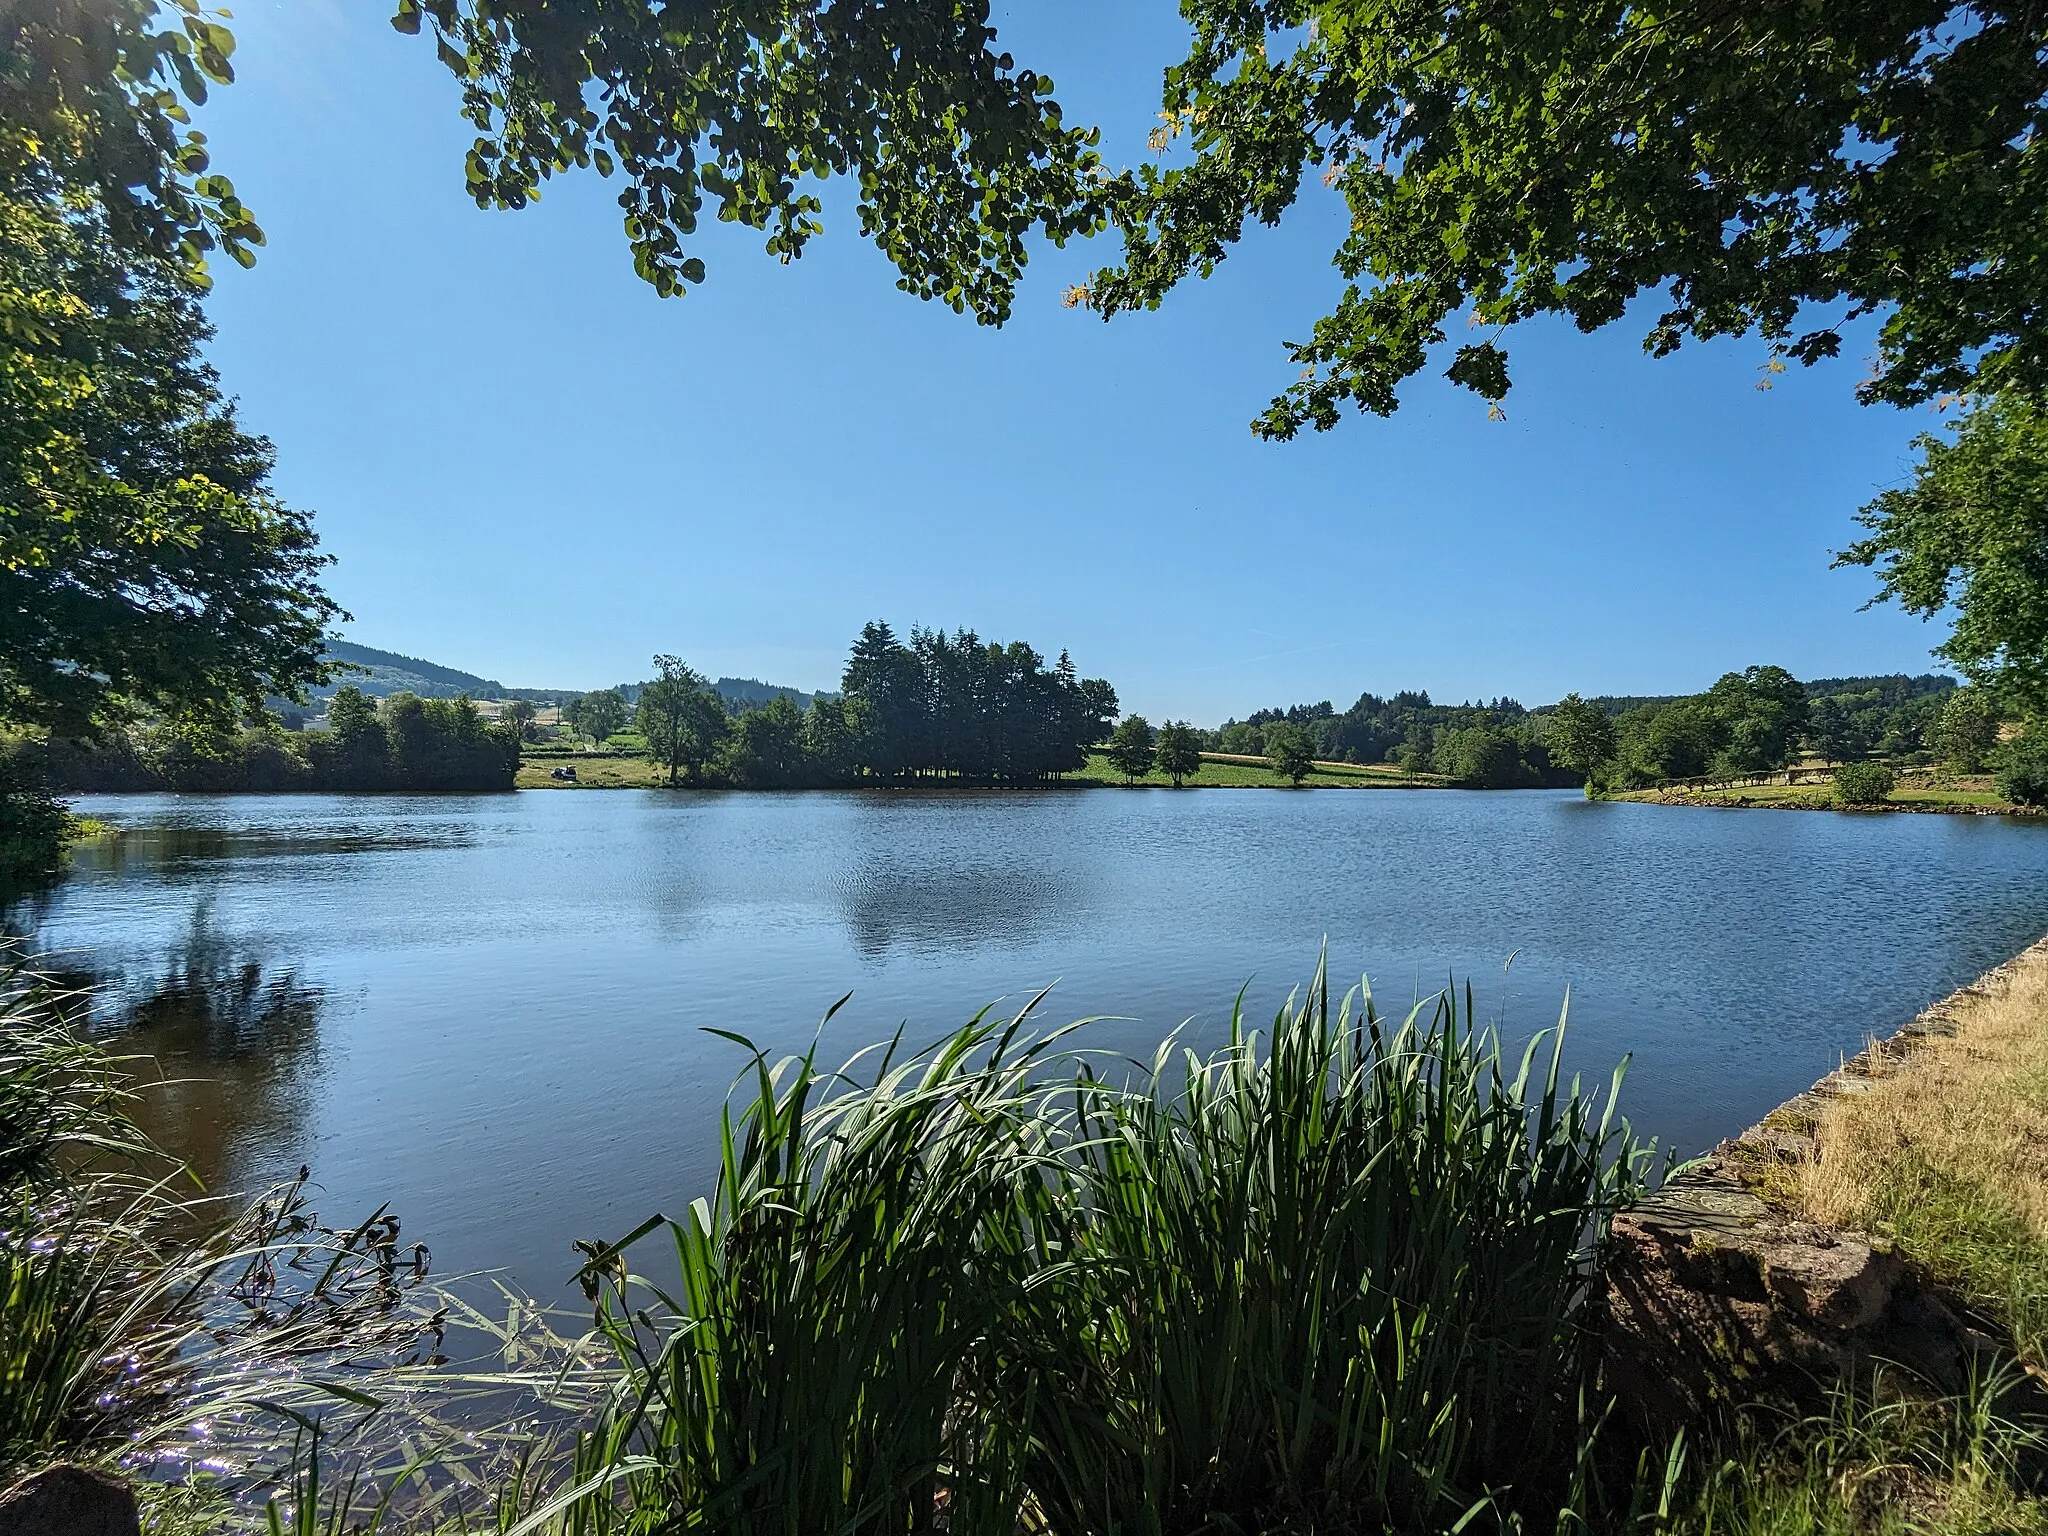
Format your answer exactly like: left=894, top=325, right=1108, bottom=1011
left=1656, top=1366, right=2048, bottom=1536
left=543, top=1002, right=1074, bottom=1535
left=537, top=966, right=1649, bottom=1535
left=1028, top=969, right=1647, bottom=1535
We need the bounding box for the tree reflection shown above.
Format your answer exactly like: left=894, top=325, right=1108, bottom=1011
left=118, top=951, right=323, bottom=1194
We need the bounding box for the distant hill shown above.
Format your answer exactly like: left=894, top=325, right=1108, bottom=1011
left=316, top=641, right=505, bottom=700
left=1571, top=673, right=1957, bottom=717
left=712, top=676, right=826, bottom=710
left=308, top=643, right=823, bottom=712
left=1805, top=672, right=1958, bottom=701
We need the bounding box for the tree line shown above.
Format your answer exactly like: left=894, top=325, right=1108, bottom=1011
left=1199, top=669, right=2048, bottom=798
left=622, top=625, right=1119, bottom=788
left=3, top=689, right=520, bottom=795
left=1205, top=694, right=1578, bottom=790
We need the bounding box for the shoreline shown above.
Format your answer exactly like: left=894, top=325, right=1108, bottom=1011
left=1617, top=793, right=2044, bottom=818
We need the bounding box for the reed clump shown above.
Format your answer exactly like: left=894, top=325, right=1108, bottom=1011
left=534, top=967, right=1651, bottom=1535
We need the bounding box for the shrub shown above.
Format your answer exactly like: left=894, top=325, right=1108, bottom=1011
left=1996, top=729, right=2048, bottom=807
left=1834, top=761, right=1896, bottom=805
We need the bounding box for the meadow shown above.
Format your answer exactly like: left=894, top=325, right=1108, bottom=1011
left=514, top=744, right=1443, bottom=791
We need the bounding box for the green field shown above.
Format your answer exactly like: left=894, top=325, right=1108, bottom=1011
left=1076, top=752, right=1437, bottom=789
left=517, top=754, right=666, bottom=788
left=517, top=748, right=1439, bottom=791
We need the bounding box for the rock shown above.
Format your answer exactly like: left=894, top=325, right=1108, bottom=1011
left=0, top=1465, right=140, bottom=1536
left=1761, top=1230, right=1900, bottom=1330
left=1604, top=1156, right=1976, bottom=1437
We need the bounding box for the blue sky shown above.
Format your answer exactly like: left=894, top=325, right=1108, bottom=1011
left=194, top=0, right=1952, bottom=722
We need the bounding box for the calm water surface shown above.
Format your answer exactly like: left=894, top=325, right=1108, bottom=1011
left=11, top=787, right=2048, bottom=1300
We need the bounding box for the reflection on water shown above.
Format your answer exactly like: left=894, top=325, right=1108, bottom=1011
left=4, top=898, right=327, bottom=1195
left=118, top=947, right=324, bottom=1193
left=70, top=822, right=474, bottom=882
left=833, top=795, right=1088, bottom=956
left=13, top=788, right=2048, bottom=1295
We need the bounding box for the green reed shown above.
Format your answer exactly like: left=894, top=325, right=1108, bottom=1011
left=1024, top=965, right=1650, bottom=1534
left=537, top=966, right=1650, bottom=1535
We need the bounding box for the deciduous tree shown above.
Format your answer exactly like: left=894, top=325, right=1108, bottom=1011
left=1107, top=715, right=1157, bottom=784
left=637, top=656, right=727, bottom=786
left=1080, top=2, right=2048, bottom=434
left=1265, top=721, right=1314, bottom=786
left=1155, top=721, right=1202, bottom=787
left=1, top=1, right=326, bottom=882
left=1839, top=396, right=2048, bottom=715
left=1545, top=694, right=1615, bottom=786
left=395, top=0, right=1104, bottom=320
left=577, top=689, right=627, bottom=745
left=1931, top=688, right=2002, bottom=773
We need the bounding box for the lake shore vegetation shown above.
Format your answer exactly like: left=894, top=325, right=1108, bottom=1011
left=0, top=687, right=520, bottom=796
left=616, top=623, right=1122, bottom=790
left=514, top=747, right=1441, bottom=792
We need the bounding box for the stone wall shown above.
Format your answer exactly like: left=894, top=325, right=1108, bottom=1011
left=1601, top=939, right=2048, bottom=1435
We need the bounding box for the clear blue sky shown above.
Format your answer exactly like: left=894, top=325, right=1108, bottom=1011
left=194, top=0, right=1953, bottom=722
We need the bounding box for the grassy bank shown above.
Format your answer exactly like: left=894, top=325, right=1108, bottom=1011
left=1799, top=942, right=2048, bottom=1365
left=516, top=750, right=1443, bottom=790
left=1648, top=939, right=2048, bottom=1535
left=1614, top=769, right=2032, bottom=816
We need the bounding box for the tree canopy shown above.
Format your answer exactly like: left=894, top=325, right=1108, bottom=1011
left=838, top=622, right=1116, bottom=782
left=636, top=656, right=728, bottom=786
left=394, top=0, right=1104, bottom=320
left=1839, top=394, right=2048, bottom=714
left=1079, top=2, right=2048, bottom=435
left=0, top=200, right=334, bottom=738
left=1, top=0, right=332, bottom=758
left=1155, top=720, right=1202, bottom=787
left=2, top=0, right=264, bottom=286
left=1107, top=715, right=1157, bottom=783
left=1264, top=720, right=1315, bottom=785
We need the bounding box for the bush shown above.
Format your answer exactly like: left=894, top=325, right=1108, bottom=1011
left=1996, top=729, right=2048, bottom=807
left=1834, top=761, right=1896, bottom=805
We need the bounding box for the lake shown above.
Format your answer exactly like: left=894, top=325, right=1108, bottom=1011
left=10, top=787, right=2048, bottom=1302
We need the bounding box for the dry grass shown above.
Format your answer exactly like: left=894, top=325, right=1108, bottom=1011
left=1797, top=942, right=2048, bottom=1362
